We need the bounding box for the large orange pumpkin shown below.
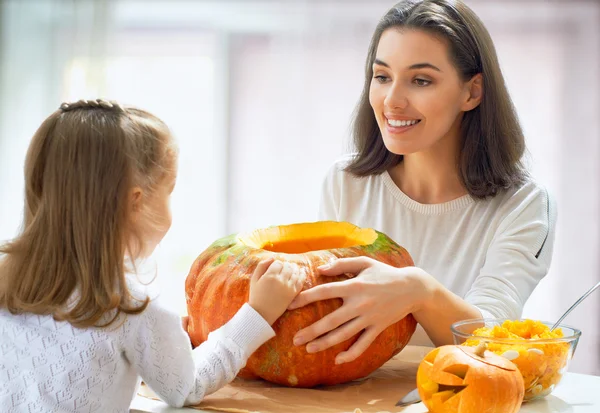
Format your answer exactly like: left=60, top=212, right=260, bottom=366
left=416, top=343, right=525, bottom=413
left=185, top=221, right=417, bottom=387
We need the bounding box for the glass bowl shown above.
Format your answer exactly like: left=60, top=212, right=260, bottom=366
left=451, top=318, right=581, bottom=401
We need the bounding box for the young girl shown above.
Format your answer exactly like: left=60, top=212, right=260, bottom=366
left=0, top=99, right=305, bottom=412
left=290, top=0, right=556, bottom=364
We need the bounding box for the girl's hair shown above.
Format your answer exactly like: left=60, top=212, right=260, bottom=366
left=347, top=0, right=527, bottom=198
left=0, top=99, right=176, bottom=328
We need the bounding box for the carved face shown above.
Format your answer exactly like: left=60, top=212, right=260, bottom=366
left=416, top=345, right=525, bottom=413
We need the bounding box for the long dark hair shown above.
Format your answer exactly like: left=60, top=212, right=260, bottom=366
left=347, top=0, right=527, bottom=198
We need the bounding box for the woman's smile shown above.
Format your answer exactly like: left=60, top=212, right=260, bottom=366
left=385, top=117, right=422, bottom=134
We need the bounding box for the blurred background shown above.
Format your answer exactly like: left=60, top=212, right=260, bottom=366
left=0, top=0, right=599, bottom=375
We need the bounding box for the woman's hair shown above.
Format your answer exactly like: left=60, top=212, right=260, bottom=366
left=0, top=99, right=176, bottom=328
left=347, top=0, right=527, bottom=198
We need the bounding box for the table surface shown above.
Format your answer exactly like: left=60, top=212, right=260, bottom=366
left=130, top=347, right=600, bottom=413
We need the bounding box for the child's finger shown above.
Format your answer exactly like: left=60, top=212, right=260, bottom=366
left=291, top=264, right=302, bottom=284
left=264, top=260, right=284, bottom=278
left=293, top=268, right=306, bottom=292
left=280, top=262, right=294, bottom=281
left=251, top=258, right=275, bottom=286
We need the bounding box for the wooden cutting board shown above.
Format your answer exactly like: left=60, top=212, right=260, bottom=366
left=138, top=346, right=432, bottom=413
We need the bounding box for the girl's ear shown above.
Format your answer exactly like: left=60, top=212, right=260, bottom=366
left=129, top=187, right=143, bottom=223
left=461, top=73, right=483, bottom=112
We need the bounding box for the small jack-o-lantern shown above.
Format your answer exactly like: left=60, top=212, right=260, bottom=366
left=417, top=343, right=524, bottom=413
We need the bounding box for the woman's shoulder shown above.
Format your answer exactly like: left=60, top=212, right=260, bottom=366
left=324, top=154, right=355, bottom=175
left=494, top=179, right=552, bottom=213
left=323, top=154, right=383, bottom=185
left=320, top=155, right=388, bottom=204
left=486, top=178, right=554, bottom=236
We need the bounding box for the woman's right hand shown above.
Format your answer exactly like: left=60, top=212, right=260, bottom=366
left=248, top=259, right=306, bottom=325
left=288, top=257, right=432, bottom=364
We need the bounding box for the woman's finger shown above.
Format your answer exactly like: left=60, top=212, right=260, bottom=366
left=302, top=316, right=365, bottom=354
left=317, top=256, right=374, bottom=276
left=334, top=326, right=381, bottom=364
left=292, top=303, right=357, bottom=346
left=287, top=280, right=350, bottom=310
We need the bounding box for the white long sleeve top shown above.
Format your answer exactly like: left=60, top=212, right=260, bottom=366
left=0, top=293, right=274, bottom=413
left=319, top=157, right=556, bottom=346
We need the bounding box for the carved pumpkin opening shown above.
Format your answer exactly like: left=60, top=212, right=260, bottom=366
left=422, top=365, right=470, bottom=404
left=424, top=348, right=440, bottom=363
left=238, top=221, right=378, bottom=254
left=437, top=384, right=468, bottom=394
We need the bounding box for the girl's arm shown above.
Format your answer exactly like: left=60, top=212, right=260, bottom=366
left=126, top=299, right=274, bottom=407
left=127, top=259, right=305, bottom=407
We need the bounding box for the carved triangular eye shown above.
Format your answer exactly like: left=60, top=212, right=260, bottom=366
left=443, top=364, right=469, bottom=380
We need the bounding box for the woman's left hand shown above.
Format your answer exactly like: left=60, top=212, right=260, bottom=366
left=289, top=257, right=433, bottom=364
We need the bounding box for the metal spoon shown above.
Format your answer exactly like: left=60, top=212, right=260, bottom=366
left=551, top=280, right=600, bottom=330
left=395, top=280, right=600, bottom=407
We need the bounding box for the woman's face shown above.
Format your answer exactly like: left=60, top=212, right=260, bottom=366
left=369, top=28, right=482, bottom=156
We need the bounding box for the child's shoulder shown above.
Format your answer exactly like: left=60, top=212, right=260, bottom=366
left=122, top=280, right=182, bottom=334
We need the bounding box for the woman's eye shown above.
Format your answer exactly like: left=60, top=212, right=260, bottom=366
left=374, top=75, right=389, bottom=83
left=414, top=78, right=431, bottom=87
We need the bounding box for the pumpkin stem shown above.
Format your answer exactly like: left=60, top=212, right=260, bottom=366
left=474, top=341, right=487, bottom=357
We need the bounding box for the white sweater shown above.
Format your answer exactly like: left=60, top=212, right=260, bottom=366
left=0, top=295, right=274, bottom=413
left=319, top=157, right=556, bottom=346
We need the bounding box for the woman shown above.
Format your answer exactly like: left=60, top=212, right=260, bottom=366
left=289, top=0, right=555, bottom=365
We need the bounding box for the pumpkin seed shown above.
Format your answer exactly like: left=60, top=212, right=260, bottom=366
left=500, top=350, right=520, bottom=360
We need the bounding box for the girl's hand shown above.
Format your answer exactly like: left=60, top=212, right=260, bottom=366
left=288, top=257, right=432, bottom=364
left=249, top=258, right=306, bottom=325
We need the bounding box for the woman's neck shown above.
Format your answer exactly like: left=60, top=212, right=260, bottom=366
left=387, top=130, right=467, bottom=204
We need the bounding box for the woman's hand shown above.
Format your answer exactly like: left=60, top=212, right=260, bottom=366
left=289, top=257, right=433, bottom=364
